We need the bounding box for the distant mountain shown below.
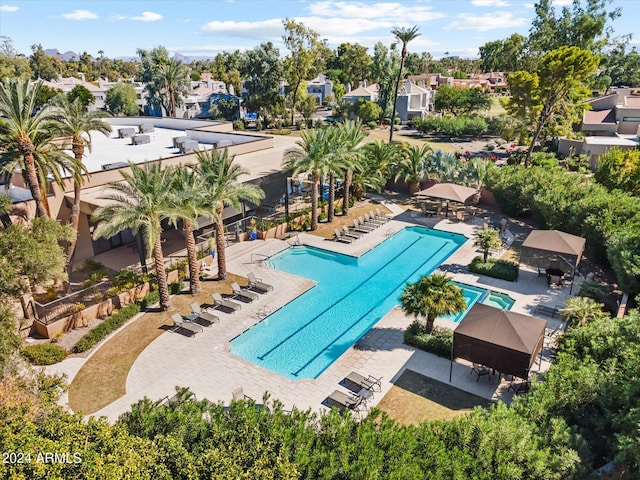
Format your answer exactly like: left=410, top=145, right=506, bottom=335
left=44, top=49, right=82, bottom=61
left=42, top=48, right=215, bottom=64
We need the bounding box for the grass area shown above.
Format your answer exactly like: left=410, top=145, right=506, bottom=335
left=376, top=369, right=491, bottom=424
left=68, top=273, right=247, bottom=415
left=488, top=97, right=507, bottom=117
left=366, top=129, right=458, bottom=153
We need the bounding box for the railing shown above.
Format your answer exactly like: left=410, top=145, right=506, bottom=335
left=251, top=253, right=269, bottom=264
left=34, top=280, right=112, bottom=325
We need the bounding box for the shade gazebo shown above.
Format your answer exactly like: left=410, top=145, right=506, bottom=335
left=520, top=229, right=586, bottom=292
left=451, top=303, right=546, bottom=381
left=414, top=183, right=478, bottom=216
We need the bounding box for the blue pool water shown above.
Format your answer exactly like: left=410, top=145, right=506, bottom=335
left=443, top=283, right=515, bottom=323
left=230, top=226, right=466, bottom=380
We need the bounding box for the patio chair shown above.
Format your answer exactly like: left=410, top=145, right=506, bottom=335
left=344, top=371, right=383, bottom=393
left=211, top=292, right=241, bottom=313
left=352, top=219, right=373, bottom=233
left=334, top=228, right=354, bottom=244
left=326, top=389, right=365, bottom=413
left=232, top=386, right=254, bottom=401
left=247, top=272, right=273, bottom=293
left=455, top=210, right=467, bottom=222
left=365, top=212, right=385, bottom=225
left=342, top=225, right=362, bottom=240
left=549, top=275, right=563, bottom=287
left=376, top=207, right=392, bottom=221
left=360, top=215, right=379, bottom=228
left=231, top=282, right=259, bottom=302
left=187, top=302, right=219, bottom=326
left=170, top=313, right=203, bottom=336
left=373, top=208, right=391, bottom=222
left=470, top=363, right=491, bottom=382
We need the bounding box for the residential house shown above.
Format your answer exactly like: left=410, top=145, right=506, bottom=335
left=306, top=74, right=333, bottom=104
left=341, top=82, right=379, bottom=104
left=395, top=79, right=435, bottom=121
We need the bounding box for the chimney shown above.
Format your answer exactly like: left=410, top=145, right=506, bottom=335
left=346, top=82, right=351, bottom=93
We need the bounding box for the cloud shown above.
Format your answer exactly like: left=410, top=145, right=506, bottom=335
left=307, top=1, right=446, bottom=23
left=131, top=11, right=162, bottom=22
left=201, top=18, right=284, bottom=40
left=0, top=5, right=19, bottom=12
left=444, top=11, right=527, bottom=31
left=471, top=0, right=510, bottom=6
left=61, top=9, right=99, bottom=20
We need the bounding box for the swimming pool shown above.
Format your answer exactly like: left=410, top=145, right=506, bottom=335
left=442, top=283, right=515, bottom=323
left=230, top=226, right=467, bottom=380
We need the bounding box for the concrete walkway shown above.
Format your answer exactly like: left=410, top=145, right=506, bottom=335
left=47, top=203, right=577, bottom=422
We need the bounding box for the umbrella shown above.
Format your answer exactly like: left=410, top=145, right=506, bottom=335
left=415, top=183, right=478, bottom=216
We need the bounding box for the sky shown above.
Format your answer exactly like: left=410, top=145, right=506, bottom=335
left=0, top=0, right=638, bottom=60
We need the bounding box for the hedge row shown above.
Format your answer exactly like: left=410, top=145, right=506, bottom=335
left=469, top=256, right=519, bottom=281
left=21, top=343, right=69, bottom=365
left=404, top=322, right=453, bottom=358
left=73, top=303, right=141, bottom=353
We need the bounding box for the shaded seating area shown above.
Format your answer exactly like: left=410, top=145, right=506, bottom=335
left=520, top=230, right=586, bottom=293
left=451, top=304, right=546, bottom=384
left=414, top=182, right=478, bottom=217
left=247, top=273, right=273, bottom=293
left=470, top=363, right=491, bottom=382
left=187, top=302, right=219, bottom=327
left=211, top=292, right=241, bottom=313
left=170, top=313, right=203, bottom=336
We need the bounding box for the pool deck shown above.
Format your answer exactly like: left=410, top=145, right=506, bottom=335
left=47, top=200, right=576, bottom=422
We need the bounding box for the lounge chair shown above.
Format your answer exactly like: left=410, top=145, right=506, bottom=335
left=187, top=302, right=219, bottom=326
left=342, top=225, right=362, bottom=240
left=326, top=389, right=365, bottom=413
left=247, top=272, right=273, bottom=293
left=365, top=212, right=385, bottom=225
left=352, top=219, right=372, bottom=233
left=232, top=386, right=254, bottom=401
left=359, top=215, right=379, bottom=228
left=345, top=371, right=383, bottom=392
left=170, top=313, right=203, bottom=336
left=334, top=228, right=354, bottom=244
left=470, top=362, right=491, bottom=382
left=231, top=282, right=259, bottom=302
left=211, top=292, right=241, bottom=313
left=374, top=208, right=391, bottom=222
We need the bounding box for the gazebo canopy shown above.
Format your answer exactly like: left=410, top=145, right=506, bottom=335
left=452, top=303, right=546, bottom=379
left=521, top=229, right=586, bottom=268
left=414, top=183, right=478, bottom=204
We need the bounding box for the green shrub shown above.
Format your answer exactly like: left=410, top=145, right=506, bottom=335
left=138, top=290, right=160, bottom=310
left=469, top=256, right=518, bottom=281
left=367, top=121, right=377, bottom=129
left=73, top=303, right=140, bottom=353
left=21, top=343, right=69, bottom=365
left=269, top=129, right=292, bottom=135
left=169, top=281, right=184, bottom=295
left=255, top=119, right=263, bottom=130
left=232, top=120, right=244, bottom=131
left=404, top=322, right=453, bottom=358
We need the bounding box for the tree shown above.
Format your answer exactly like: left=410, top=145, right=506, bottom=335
left=0, top=78, right=61, bottom=218
left=335, top=121, right=367, bottom=215
left=66, top=85, right=94, bottom=109
left=400, top=273, right=466, bottom=333
left=354, top=99, right=382, bottom=123
left=153, top=59, right=189, bottom=117
left=92, top=163, right=174, bottom=310
left=434, top=85, right=491, bottom=116
left=505, top=46, right=598, bottom=166
left=392, top=143, right=433, bottom=195
left=389, top=26, right=420, bottom=143
left=595, top=147, right=640, bottom=195
left=282, top=19, right=327, bottom=125
left=53, top=97, right=111, bottom=276
left=195, top=149, right=264, bottom=279
left=559, top=296, right=608, bottom=328
left=329, top=43, right=372, bottom=88
left=369, top=42, right=398, bottom=118
left=598, top=43, right=640, bottom=92
left=105, top=82, right=139, bottom=116
left=283, top=128, right=334, bottom=231
left=165, top=167, right=210, bottom=294
left=479, top=34, right=526, bottom=72
left=606, top=224, right=640, bottom=297
left=240, top=42, right=284, bottom=124
left=474, top=227, right=502, bottom=263
left=215, top=97, right=240, bottom=121
left=358, top=140, right=399, bottom=200
left=29, top=44, right=61, bottom=81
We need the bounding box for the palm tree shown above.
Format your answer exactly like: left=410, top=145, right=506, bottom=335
left=474, top=228, right=502, bottom=263
left=429, top=150, right=458, bottom=183
left=165, top=166, right=210, bottom=294
left=400, top=273, right=466, bottom=333
left=559, top=296, right=608, bottom=328
left=195, top=148, right=264, bottom=279
left=155, top=59, right=189, bottom=117
left=389, top=25, right=420, bottom=143
left=54, top=97, right=112, bottom=272
left=335, top=120, right=367, bottom=216
left=0, top=78, right=60, bottom=218
left=392, top=143, right=433, bottom=195
left=92, top=163, right=174, bottom=310
left=322, top=127, right=346, bottom=223
left=283, top=128, right=333, bottom=230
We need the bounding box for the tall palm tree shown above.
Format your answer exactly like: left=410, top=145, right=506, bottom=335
left=360, top=140, right=400, bottom=199
left=335, top=120, right=367, bottom=216
left=321, top=126, right=345, bottom=223
left=0, top=78, right=60, bottom=218
left=165, top=166, right=210, bottom=294
left=155, top=59, right=189, bottom=118
left=53, top=97, right=112, bottom=272
left=474, top=228, right=502, bottom=263
left=92, top=163, right=174, bottom=310
left=283, top=128, right=333, bottom=231
left=400, top=273, right=466, bottom=333
left=392, top=143, right=433, bottom=195
left=389, top=25, right=420, bottom=143
left=195, top=148, right=264, bottom=279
